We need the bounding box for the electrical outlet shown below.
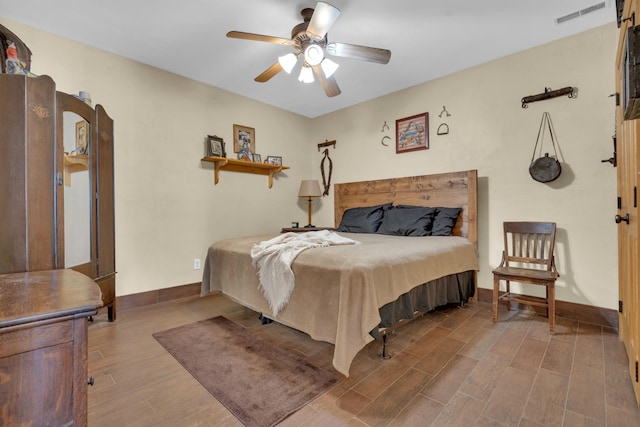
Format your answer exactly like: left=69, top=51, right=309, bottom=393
left=193, top=258, right=201, bottom=270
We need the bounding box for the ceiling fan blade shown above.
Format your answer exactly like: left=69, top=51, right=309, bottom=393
left=327, top=42, right=391, bottom=64
left=255, top=62, right=283, bottom=82
left=227, top=31, right=293, bottom=46
left=307, top=2, right=341, bottom=40
left=312, top=65, right=341, bottom=97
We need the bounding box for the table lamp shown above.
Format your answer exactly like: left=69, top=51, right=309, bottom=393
left=298, top=180, right=322, bottom=228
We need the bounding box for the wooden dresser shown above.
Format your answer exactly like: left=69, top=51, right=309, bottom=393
left=0, top=269, right=102, bottom=426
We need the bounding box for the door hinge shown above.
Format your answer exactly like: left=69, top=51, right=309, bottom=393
left=636, top=360, right=638, bottom=382
left=618, top=197, right=622, bottom=210
left=635, top=187, right=638, bottom=208
left=619, top=300, right=623, bottom=313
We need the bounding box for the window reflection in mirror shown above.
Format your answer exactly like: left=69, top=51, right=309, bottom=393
left=63, top=111, right=91, bottom=268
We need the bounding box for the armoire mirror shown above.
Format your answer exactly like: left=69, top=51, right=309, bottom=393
left=57, top=92, right=96, bottom=276
left=62, top=110, right=91, bottom=268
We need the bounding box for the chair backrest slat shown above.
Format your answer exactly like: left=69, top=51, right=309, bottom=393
left=503, top=222, right=556, bottom=270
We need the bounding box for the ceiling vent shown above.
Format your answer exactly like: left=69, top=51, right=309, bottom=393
left=555, top=1, right=607, bottom=24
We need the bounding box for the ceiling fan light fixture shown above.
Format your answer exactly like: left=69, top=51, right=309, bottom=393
left=304, top=44, right=324, bottom=66
left=278, top=53, right=298, bottom=74
left=321, top=58, right=339, bottom=78
left=298, top=65, right=314, bottom=83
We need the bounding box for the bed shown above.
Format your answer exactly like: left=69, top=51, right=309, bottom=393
left=201, top=170, right=478, bottom=376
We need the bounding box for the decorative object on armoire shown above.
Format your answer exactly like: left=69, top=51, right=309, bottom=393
left=298, top=180, right=322, bottom=227
left=206, top=135, right=226, bottom=157
left=78, top=91, right=91, bottom=106
left=5, top=41, right=24, bottom=74
left=233, top=124, right=255, bottom=153
left=226, top=2, right=391, bottom=98
left=529, top=112, right=562, bottom=183
left=0, top=74, right=117, bottom=321
left=0, top=23, right=32, bottom=74
left=521, top=86, right=576, bottom=108
left=396, top=112, right=429, bottom=153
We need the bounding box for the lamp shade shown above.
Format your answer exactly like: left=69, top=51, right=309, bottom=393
left=278, top=53, right=298, bottom=74
left=321, top=58, right=339, bottom=78
left=298, top=65, right=314, bottom=83
left=298, top=180, right=322, bottom=197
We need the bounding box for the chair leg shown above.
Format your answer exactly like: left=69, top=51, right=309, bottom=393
left=548, top=283, right=556, bottom=334
left=505, top=280, right=511, bottom=311
left=492, top=276, right=499, bottom=322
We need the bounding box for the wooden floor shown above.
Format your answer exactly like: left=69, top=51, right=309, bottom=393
left=87, top=294, right=640, bottom=426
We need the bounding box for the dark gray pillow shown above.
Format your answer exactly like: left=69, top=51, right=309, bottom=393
left=377, top=206, right=437, bottom=236
left=337, top=203, right=392, bottom=233
left=431, top=207, right=462, bottom=236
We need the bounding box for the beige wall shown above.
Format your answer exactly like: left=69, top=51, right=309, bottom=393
left=2, top=18, right=619, bottom=310
left=311, top=24, right=619, bottom=310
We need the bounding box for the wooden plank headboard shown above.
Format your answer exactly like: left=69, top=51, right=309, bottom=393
left=333, top=170, right=478, bottom=244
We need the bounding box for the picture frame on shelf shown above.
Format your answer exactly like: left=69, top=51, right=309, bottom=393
left=206, top=135, right=226, bottom=158
left=396, top=112, right=429, bottom=154
left=237, top=149, right=252, bottom=162
left=252, top=153, right=262, bottom=163
left=233, top=124, right=255, bottom=153
left=75, top=120, right=88, bottom=155
left=266, top=155, right=282, bottom=166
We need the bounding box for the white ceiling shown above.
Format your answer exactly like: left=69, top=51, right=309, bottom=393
left=0, top=0, right=617, bottom=118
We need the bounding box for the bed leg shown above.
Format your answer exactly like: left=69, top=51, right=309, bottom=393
left=380, top=334, right=391, bottom=360
left=258, top=314, right=273, bottom=325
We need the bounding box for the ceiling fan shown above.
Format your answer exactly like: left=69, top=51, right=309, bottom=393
left=226, top=2, right=391, bottom=97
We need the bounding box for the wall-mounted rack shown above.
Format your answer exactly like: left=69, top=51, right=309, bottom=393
left=317, top=140, right=336, bottom=151
left=521, top=86, right=576, bottom=108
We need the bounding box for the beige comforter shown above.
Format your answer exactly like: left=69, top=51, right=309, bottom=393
left=201, top=232, right=478, bottom=376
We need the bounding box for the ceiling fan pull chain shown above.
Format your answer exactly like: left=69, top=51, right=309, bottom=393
left=320, top=148, right=333, bottom=196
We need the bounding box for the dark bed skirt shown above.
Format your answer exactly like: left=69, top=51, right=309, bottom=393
left=372, top=270, right=476, bottom=338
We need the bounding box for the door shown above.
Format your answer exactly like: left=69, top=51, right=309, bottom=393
left=616, top=0, right=640, bottom=405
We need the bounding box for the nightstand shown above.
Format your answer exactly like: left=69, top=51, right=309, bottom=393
left=281, top=227, right=336, bottom=233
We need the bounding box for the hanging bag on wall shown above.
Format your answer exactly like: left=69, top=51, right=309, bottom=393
left=529, top=112, right=562, bottom=183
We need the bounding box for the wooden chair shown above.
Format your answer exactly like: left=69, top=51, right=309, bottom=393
left=492, top=221, right=559, bottom=333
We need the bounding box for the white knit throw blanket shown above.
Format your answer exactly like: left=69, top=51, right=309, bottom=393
left=251, top=230, right=359, bottom=316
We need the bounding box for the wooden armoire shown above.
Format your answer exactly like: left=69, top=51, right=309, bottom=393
left=0, top=73, right=115, bottom=424
left=616, top=0, right=640, bottom=406
left=0, top=74, right=116, bottom=320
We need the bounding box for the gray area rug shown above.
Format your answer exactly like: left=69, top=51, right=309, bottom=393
left=152, top=316, right=338, bottom=426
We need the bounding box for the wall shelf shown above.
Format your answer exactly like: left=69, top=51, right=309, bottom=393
left=201, top=156, right=289, bottom=188
left=63, top=154, right=88, bottom=186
